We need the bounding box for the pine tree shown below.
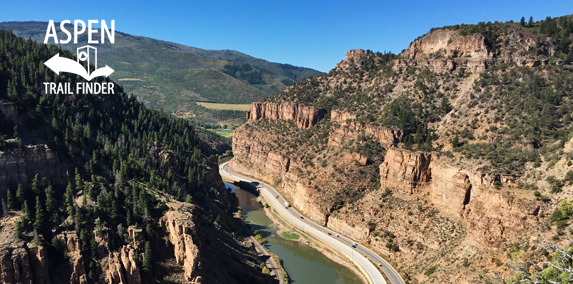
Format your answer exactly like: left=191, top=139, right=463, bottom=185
left=126, top=208, right=133, bottom=226
left=110, top=196, right=118, bottom=219
left=13, top=125, right=23, bottom=149
left=34, top=196, right=44, bottom=232
left=15, top=219, right=24, bottom=239
left=441, top=97, right=450, bottom=113
left=7, top=186, right=15, bottom=210
left=528, top=16, right=534, bottom=27
left=142, top=241, right=152, bottom=272
left=31, top=174, right=40, bottom=196
left=90, top=237, right=97, bottom=259
left=75, top=168, right=82, bottom=192
left=64, top=182, right=75, bottom=217
left=23, top=200, right=31, bottom=223
left=520, top=17, right=525, bottom=27
left=132, top=199, right=139, bottom=218
left=13, top=125, right=19, bottom=140
left=45, top=185, right=55, bottom=215
left=80, top=229, right=88, bottom=253
left=146, top=223, right=154, bottom=236
left=16, top=184, right=24, bottom=205
left=451, top=135, right=460, bottom=149
left=88, top=261, right=95, bottom=280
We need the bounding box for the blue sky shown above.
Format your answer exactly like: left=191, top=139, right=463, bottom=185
left=2, top=0, right=571, bottom=72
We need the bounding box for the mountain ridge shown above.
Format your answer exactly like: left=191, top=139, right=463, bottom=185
left=232, top=14, right=573, bottom=283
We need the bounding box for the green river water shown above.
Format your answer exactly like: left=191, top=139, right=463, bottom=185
left=227, top=183, right=363, bottom=284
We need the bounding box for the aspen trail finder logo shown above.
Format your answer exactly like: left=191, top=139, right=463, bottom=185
left=45, top=45, right=114, bottom=81
left=43, top=20, right=116, bottom=95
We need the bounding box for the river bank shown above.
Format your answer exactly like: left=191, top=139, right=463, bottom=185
left=227, top=181, right=364, bottom=284
left=257, top=194, right=369, bottom=284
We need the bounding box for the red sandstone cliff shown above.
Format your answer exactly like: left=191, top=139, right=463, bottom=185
left=247, top=101, right=326, bottom=129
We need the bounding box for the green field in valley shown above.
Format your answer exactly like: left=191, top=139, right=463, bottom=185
left=197, top=102, right=252, bottom=111
left=214, top=129, right=234, bottom=137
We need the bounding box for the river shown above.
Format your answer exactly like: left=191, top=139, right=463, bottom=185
left=226, top=182, right=363, bottom=284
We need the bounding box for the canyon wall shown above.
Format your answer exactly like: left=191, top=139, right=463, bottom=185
left=230, top=153, right=329, bottom=224
left=246, top=102, right=326, bottom=129
left=233, top=118, right=540, bottom=248
left=231, top=124, right=332, bottom=225
left=379, top=148, right=540, bottom=247
left=0, top=145, right=68, bottom=193
left=229, top=24, right=564, bottom=282
left=0, top=242, right=50, bottom=284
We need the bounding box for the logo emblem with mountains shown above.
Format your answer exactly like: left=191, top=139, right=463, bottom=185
left=45, top=45, right=114, bottom=81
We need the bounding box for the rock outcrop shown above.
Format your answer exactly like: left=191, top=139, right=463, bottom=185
left=0, top=101, right=20, bottom=123
left=120, top=245, right=141, bottom=284
left=394, top=28, right=547, bottom=74
left=335, top=49, right=373, bottom=69
left=379, top=148, right=432, bottom=194
left=392, top=29, right=492, bottom=74
left=403, top=29, right=490, bottom=60
left=70, top=256, right=87, bottom=284
left=0, top=244, right=50, bottom=284
left=0, top=145, right=68, bottom=193
left=105, top=252, right=127, bottom=284
left=247, top=102, right=326, bottom=129
left=329, top=110, right=403, bottom=148
left=327, top=215, right=370, bottom=241
left=159, top=203, right=201, bottom=283
left=379, top=147, right=540, bottom=246
left=55, top=230, right=142, bottom=284
left=0, top=217, right=51, bottom=284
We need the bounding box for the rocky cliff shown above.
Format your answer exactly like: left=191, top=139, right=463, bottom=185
left=0, top=145, right=68, bottom=193
left=403, top=29, right=490, bottom=60
left=0, top=201, right=266, bottom=284
left=158, top=198, right=267, bottom=284
left=329, top=110, right=403, bottom=148
left=395, top=27, right=546, bottom=74
left=159, top=202, right=201, bottom=283
left=0, top=214, right=50, bottom=284
left=380, top=147, right=540, bottom=246
left=379, top=148, right=432, bottom=194
left=246, top=101, right=326, bottom=129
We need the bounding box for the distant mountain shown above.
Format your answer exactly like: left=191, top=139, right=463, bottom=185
left=0, top=21, right=322, bottom=116
left=179, top=47, right=320, bottom=81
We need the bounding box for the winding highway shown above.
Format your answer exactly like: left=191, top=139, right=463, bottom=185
left=220, top=161, right=405, bottom=284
